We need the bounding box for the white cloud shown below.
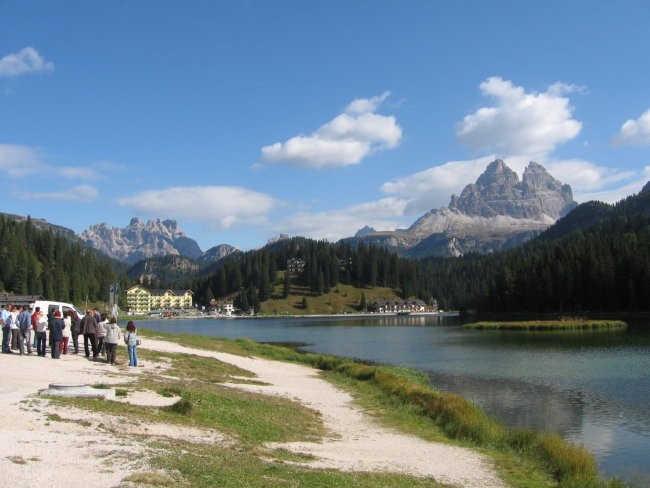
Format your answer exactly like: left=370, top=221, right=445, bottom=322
left=0, top=144, right=46, bottom=176
left=612, top=109, right=650, bottom=146
left=116, top=186, right=279, bottom=230
left=345, top=92, right=391, bottom=115
left=60, top=166, right=100, bottom=180
left=544, top=159, right=636, bottom=192
left=381, top=156, right=497, bottom=214
left=0, top=47, right=54, bottom=78
left=0, top=143, right=103, bottom=181
left=28, top=184, right=99, bottom=202
left=274, top=197, right=409, bottom=241
left=261, top=91, right=402, bottom=169
left=456, top=77, right=582, bottom=158
left=574, top=180, right=648, bottom=204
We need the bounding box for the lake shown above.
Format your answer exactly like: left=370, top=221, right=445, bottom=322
left=140, top=314, right=650, bottom=486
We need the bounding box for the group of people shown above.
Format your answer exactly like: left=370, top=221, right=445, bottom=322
left=1, top=304, right=140, bottom=367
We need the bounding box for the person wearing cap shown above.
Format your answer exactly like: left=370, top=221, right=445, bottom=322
left=50, top=311, right=65, bottom=359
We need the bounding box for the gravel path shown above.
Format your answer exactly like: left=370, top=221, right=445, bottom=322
left=0, top=338, right=504, bottom=487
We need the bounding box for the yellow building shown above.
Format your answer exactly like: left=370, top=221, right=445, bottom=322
left=126, top=285, right=193, bottom=314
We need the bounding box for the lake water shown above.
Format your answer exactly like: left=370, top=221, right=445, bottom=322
left=141, top=314, right=650, bottom=486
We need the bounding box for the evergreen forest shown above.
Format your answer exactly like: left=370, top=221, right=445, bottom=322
left=0, top=216, right=124, bottom=305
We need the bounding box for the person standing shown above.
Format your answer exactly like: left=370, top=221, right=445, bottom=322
left=17, top=305, right=33, bottom=355
left=1, top=304, right=11, bottom=354
left=69, top=310, right=81, bottom=354
left=60, top=310, right=71, bottom=355
left=96, top=313, right=108, bottom=356
left=50, top=311, right=64, bottom=359
left=124, top=321, right=139, bottom=367
left=104, top=317, right=121, bottom=365
left=31, top=306, right=40, bottom=349
left=79, top=309, right=98, bottom=359
left=9, top=305, right=19, bottom=350
left=35, top=310, right=48, bottom=357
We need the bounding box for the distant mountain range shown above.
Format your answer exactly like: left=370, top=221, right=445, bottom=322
left=350, top=159, right=577, bottom=257
left=6, top=160, right=640, bottom=273
left=80, top=217, right=239, bottom=265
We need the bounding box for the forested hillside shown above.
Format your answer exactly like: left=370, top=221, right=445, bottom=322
left=422, top=185, right=650, bottom=312
left=194, top=185, right=650, bottom=314
left=0, top=216, right=126, bottom=305
left=192, top=238, right=433, bottom=310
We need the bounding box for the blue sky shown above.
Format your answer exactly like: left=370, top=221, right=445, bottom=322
left=2, top=1, right=649, bottom=251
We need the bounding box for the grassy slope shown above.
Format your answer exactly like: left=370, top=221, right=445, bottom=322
left=258, top=273, right=403, bottom=315
left=45, top=331, right=631, bottom=488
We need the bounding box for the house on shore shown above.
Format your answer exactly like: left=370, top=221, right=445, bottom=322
left=370, top=298, right=427, bottom=314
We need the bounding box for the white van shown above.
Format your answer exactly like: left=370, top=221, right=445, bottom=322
left=30, top=300, right=84, bottom=318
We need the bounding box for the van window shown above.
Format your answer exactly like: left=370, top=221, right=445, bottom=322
left=62, top=306, right=75, bottom=317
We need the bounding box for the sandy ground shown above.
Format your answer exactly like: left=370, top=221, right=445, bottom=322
left=0, top=338, right=504, bottom=488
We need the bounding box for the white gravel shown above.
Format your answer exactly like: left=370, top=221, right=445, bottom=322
left=0, top=338, right=504, bottom=488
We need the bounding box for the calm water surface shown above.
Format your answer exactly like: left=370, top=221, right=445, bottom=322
left=142, top=315, right=650, bottom=486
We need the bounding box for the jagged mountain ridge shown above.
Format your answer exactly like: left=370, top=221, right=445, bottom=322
left=354, top=159, right=577, bottom=258
left=80, top=217, right=239, bottom=265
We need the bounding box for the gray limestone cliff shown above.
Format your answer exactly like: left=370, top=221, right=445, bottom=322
left=80, top=218, right=204, bottom=264
left=354, top=160, right=577, bottom=257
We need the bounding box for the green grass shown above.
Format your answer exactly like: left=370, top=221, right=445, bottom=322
left=258, top=277, right=403, bottom=315
left=464, top=319, right=628, bottom=331
left=44, top=328, right=632, bottom=488
left=150, top=442, right=453, bottom=488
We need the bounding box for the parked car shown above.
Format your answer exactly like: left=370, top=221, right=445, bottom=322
left=30, top=300, right=84, bottom=318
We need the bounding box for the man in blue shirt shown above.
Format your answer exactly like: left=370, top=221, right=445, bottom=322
left=17, top=305, right=33, bottom=355
left=1, top=304, right=13, bottom=353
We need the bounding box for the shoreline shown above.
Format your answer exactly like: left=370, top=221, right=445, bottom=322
left=0, top=333, right=504, bottom=488
left=133, top=310, right=461, bottom=320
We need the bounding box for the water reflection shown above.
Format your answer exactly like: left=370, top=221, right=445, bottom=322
left=427, top=372, right=585, bottom=436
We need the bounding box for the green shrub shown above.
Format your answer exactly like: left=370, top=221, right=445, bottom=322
left=164, top=397, right=193, bottom=415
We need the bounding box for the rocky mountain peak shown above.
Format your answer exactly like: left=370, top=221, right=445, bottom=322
left=448, top=160, right=575, bottom=220
left=80, top=218, right=203, bottom=264
left=475, top=158, right=519, bottom=188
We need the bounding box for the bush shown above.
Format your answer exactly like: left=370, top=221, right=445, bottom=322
left=164, top=397, right=193, bottom=415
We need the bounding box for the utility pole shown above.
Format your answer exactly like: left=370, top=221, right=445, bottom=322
left=109, top=282, right=120, bottom=318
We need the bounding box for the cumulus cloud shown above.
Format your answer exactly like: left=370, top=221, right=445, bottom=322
left=612, top=109, right=650, bottom=146
left=274, top=197, right=409, bottom=242
left=28, top=184, right=99, bottom=201
left=456, top=77, right=582, bottom=158
left=116, top=186, right=279, bottom=229
left=0, top=47, right=54, bottom=78
left=544, top=159, right=636, bottom=192
left=381, top=156, right=497, bottom=214
left=261, top=91, right=402, bottom=169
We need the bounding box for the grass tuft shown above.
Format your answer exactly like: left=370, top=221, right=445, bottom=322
left=123, top=471, right=176, bottom=486
left=464, top=320, right=628, bottom=331
left=163, top=397, right=193, bottom=415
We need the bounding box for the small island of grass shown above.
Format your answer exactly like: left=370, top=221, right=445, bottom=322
left=463, top=318, right=628, bottom=331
